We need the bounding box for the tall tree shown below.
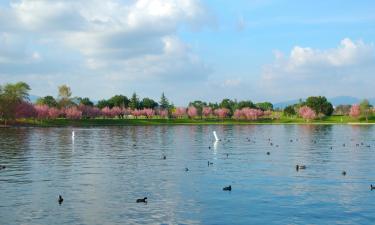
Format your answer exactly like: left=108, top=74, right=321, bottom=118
left=360, top=99, right=372, bottom=122
left=256, top=102, right=273, bottom=111
left=108, top=95, right=129, bottom=108
left=78, top=97, right=94, bottom=106
left=140, top=98, right=158, bottom=109
left=305, top=96, right=333, bottom=116
left=129, top=92, right=139, bottom=109
left=159, top=92, right=169, bottom=109
left=0, top=82, right=31, bottom=125
left=57, top=84, right=73, bottom=108
left=188, top=100, right=207, bottom=117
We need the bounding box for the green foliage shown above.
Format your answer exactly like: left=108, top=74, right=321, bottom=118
left=159, top=92, right=169, bottom=109
left=219, top=99, right=236, bottom=115
left=108, top=95, right=129, bottom=108
left=305, top=96, right=334, bottom=116
left=256, top=102, right=273, bottom=111
left=360, top=99, right=372, bottom=122
left=237, top=100, right=255, bottom=109
left=283, top=105, right=296, bottom=116
left=129, top=92, right=140, bottom=109
left=97, top=99, right=112, bottom=109
left=189, top=100, right=207, bottom=116
left=57, top=84, right=74, bottom=108
left=78, top=97, right=94, bottom=106
left=0, top=82, right=31, bottom=124
left=36, top=96, right=58, bottom=107
left=334, top=104, right=351, bottom=115
left=140, top=97, right=158, bottom=109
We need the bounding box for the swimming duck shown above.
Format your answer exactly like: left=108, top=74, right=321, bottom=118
left=185, top=168, right=189, bottom=172
left=208, top=161, right=213, bottom=166
left=162, top=155, right=166, bottom=160
left=208, top=146, right=211, bottom=149
left=58, top=195, right=63, bottom=204
left=136, top=197, right=147, bottom=203
left=342, top=171, right=347, bottom=176
left=223, top=185, right=232, bottom=191
left=0, top=165, right=5, bottom=170
left=296, top=165, right=306, bottom=171
left=266, top=152, right=270, bottom=155
left=371, top=185, right=375, bottom=191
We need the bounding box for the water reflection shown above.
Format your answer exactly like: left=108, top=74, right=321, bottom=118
left=1, top=125, right=375, bottom=225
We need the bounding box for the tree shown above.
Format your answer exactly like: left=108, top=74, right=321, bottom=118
left=298, top=106, right=316, bottom=121
left=0, top=82, right=31, bottom=125
left=187, top=106, right=198, bottom=118
left=159, top=92, right=169, bottom=109
left=108, top=95, right=129, bottom=108
left=36, top=96, right=58, bottom=107
left=360, top=99, right=372, bottom=122
left=78, top=97, right=94, bottom=106
left=202, top=107, right=213, bottom=118
left=237, top=100, right=255, bottom=109
left=129, top=92, right=140, bottom=110
left=283, top=105, right=296, bottom=116
left=256, top=102, right=273, bottom=111
left=189, top=100, right=207, bottom=117
left=57, top=84, right=73, bottom=108
left=97, top=99, right=112, bottom=109
left=219, top=99, right=236, bottom=115
left=349, top=104, right=360, bottom=118
left=65, top=107, right=82, bottom=120
left=334, top=104, right=351, bottom=115
left=214, top=108, right=230, bottom=119
left=140, top=97, right=158, bottom=109
left=173, top=107, right=186, bottom=118
left=305, top=96, right=333, bottom=116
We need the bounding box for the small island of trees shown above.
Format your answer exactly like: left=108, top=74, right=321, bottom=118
left=0, top=82, right=374, bottom=126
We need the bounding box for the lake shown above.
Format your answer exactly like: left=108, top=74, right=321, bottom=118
left=1, top=125, right=375, bottom=225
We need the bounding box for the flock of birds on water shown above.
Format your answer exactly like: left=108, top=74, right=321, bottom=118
left=1, top=130, right=375, bottom=206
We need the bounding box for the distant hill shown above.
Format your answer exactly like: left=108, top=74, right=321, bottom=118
left=273, top=96, right=375, bottom=109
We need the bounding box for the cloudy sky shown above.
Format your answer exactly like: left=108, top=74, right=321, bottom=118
left=0, top=0, right=374, bottom=105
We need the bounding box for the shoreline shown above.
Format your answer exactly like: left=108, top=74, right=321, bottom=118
left=1, top=118, right=375, bottom=127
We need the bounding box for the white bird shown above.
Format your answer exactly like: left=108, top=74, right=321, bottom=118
left=213, top=131, right=219, bottom=142
left=72, top=131, right=75, bottom=140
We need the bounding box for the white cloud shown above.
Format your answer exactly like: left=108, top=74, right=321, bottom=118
left=261, top=38, right=375, bottom=99
left=0, top=0, right=213, bottom=92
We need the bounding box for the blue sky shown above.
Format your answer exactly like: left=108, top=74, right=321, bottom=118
left=0, top=0, right=374, bottom=105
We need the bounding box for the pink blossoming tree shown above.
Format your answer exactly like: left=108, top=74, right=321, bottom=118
left=299, top=106, right=316, bottom=121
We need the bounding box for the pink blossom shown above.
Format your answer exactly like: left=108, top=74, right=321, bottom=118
left=101, top=107, right=113, bottom=118
left=214, top=108, right=230, bottom=119
left=349, top=104, right=360, bottom=118
left=233, top=109, right=243, bottom=120
left=48, top=107, right=61, bottom=119
left=187, top=106, right=198, bottom=118
left=16, top=102, right=37, bottom=119
left=34, top=105, right=50, bottom=119
left=242, top=108, right=264, bottom=120
left=111, top=107, right=123, bottom=118
left=65, top=107, right=82, bottom=120
left=142, top=108, right=155, bottom=118
left=202, top=107, right=212, bottom=118
left=132, top=109, right=142, bottom=118
left=173, top=107, right=186, bottom=118
left=299, top=106, right=316, bottom=121
left=158, top=109, right=168, bottom=118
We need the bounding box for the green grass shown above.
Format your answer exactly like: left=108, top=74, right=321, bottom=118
left=2, top=115, right=373, bottom=127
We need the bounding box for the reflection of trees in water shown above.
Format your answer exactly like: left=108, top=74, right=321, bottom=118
left=0, top=128, right=31, bottom=163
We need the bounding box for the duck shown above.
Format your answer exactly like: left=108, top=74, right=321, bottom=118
left=208, top=161, right=213, bottom=166
left=0, top=165, right=5, bottom=170
left=162, top=155, right=166, bottom=160
left=185, top=168, right=189, bottom=172
left=342, top=171, right=347, bottom=176
left=136, top=197, right=147, bottom=203
left=330, top=146, right=333, bottom=150
left=226, top=153, right=229, bottom=158
left=223, top=185, right=232, bottom=191
left=208, top=146, right=211, bottom=149
left=266, top=152, right=270, bottom=155
left=58, top=195, right=64, bottom=204
left=371, top=185, right=375, bottom=191
left=296, top=165, right=306, bottom=171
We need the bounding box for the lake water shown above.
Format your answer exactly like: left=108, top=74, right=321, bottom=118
left=1, top=125, right=375, bottom=225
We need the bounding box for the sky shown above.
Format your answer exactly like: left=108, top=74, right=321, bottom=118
left=0, top=0, right=374, bottom=105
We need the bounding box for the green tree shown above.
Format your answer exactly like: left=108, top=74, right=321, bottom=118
left=0, top=82, right=31, bottom=125
left=219, top=99, right=236, bottom=115
left=256, top=102, right=273, bottom=111
left=108, top=95, right=129, bottom=108
left=159, top=92, right=169, bottom=109
left=188, top=100, right=207, bottom=117
left=97, top=99, right=112, bottom=109
left=129, top=92, right=140, bottom=110
left=140, top=97, right=158, bottom=109
left=36, top=96, right=58, bottom=107
left=283, top=105, right=296, bottom=116
left=305, top=96, right=333, bottom=116
left=237, top=100, right=255, bottom=109
left=78, top=97, right=94, bottom=106
left=360, top=99, right=372, bottom=122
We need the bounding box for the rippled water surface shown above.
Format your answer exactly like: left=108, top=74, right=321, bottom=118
left=1, top=125, right=375, bottom=225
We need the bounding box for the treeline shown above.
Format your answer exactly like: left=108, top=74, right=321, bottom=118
left=0, top=82, right=374, bottom=124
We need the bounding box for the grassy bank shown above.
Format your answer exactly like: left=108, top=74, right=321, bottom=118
left=1, top=115, right=374, bottom=127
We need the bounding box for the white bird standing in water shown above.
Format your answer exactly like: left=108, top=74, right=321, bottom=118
left=72, top=131, right=75, bottom=141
